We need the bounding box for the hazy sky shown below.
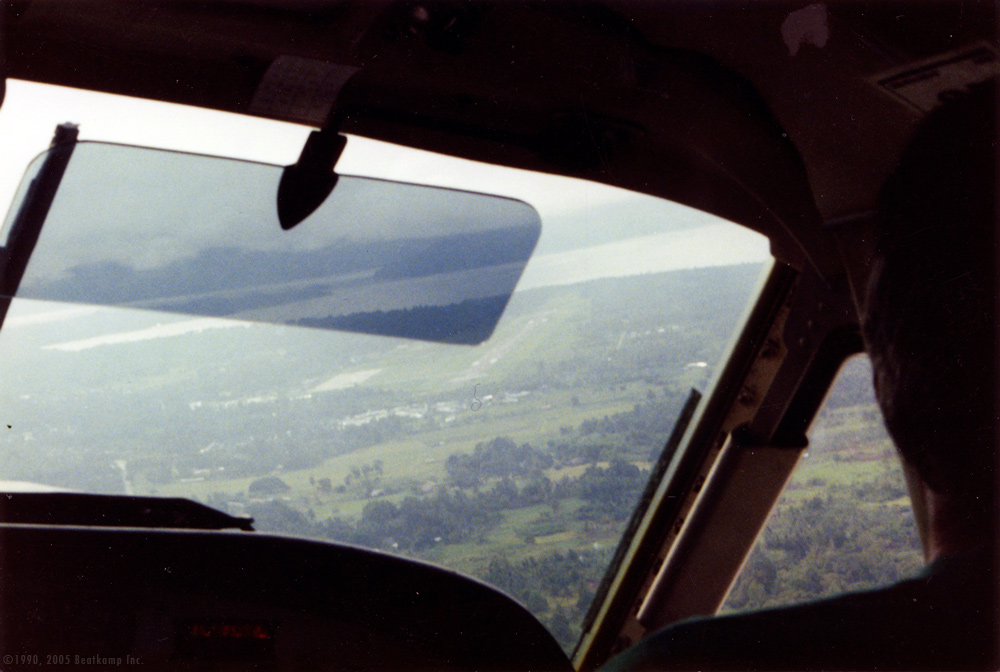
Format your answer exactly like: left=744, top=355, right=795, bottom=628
left=0, top=80, right=641, bottom=220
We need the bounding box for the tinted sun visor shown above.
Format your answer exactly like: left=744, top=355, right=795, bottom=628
left=0, top=142, right=541, bottom=344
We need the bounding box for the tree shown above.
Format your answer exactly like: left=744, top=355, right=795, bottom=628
left=547, top=607, right=575, bottom=651
left=524, top=591, right=549, bottom=614
left=248, top=475, right=291, bottom=496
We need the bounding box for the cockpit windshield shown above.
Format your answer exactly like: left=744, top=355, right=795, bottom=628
left=0, top=84, right=771, bottom=654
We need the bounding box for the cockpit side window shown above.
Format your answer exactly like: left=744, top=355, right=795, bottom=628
left=721, top=355, right=922, bottom=613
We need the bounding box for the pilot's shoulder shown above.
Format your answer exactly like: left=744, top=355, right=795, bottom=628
left=603, top=552, right=993, bottom=671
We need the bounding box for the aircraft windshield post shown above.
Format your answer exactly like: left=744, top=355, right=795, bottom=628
left=0, top=123, right=79, bottom=332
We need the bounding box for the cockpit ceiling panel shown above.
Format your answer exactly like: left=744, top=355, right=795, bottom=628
left=6, top=1, right=996, bottom=269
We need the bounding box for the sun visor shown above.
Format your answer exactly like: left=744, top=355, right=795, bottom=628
left=0, top=141, right=541, bottom=344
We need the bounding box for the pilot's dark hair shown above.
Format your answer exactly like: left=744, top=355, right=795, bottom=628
left=863, top=81, right=996, bottom=525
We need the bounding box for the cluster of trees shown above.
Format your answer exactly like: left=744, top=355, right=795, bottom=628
left=723, top=483, right=921, bottom=612
left=338, top=416, right=415, bottom=453
left=446, top=437, right=554, bottom=488
left=484, top=552, right=607, bottom=651
left=243, top=446, right=650, bottom=553
left=248, top=475, right=291, bottom=496
left=353, top=491, right=502, bottom=550
left=337, top=460, right=385, bottom=498
left=574, top=459, right=647, bottom=520
left=578, top=395, right=685, bottom=460
left=547, top=394, right=686, bottom=468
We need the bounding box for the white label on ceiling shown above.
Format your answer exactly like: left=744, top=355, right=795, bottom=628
left=250, top=56, right=359, bottom=125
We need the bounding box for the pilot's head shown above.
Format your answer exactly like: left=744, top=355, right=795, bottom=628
left=863, top=81, right=996, bottom=550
